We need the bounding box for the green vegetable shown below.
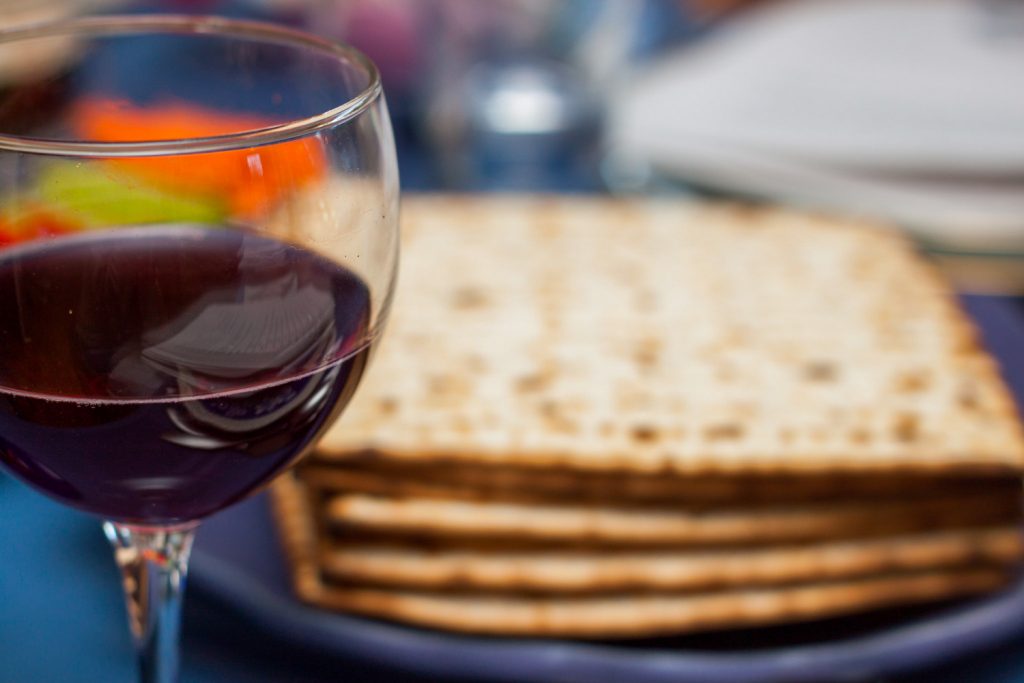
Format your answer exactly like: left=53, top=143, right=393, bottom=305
left=36, top=162, right=226, bottom=227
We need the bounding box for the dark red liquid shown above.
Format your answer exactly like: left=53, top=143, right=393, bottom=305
left=0, top=226, right=374, bottom=524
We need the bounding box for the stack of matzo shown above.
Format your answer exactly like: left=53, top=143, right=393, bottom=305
left=273, top=196, right=1024, bottom=638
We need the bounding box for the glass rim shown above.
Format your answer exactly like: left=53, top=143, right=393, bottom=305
left=0, top=14, right=382, bottom=157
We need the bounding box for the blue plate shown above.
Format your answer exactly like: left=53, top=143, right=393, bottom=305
left=188, top=294, right=1024, bottom=683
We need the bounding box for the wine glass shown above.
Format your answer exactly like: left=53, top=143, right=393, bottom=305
left=0, top=15, right=398, bottom=683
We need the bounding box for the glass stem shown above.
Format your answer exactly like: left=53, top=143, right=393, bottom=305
left=103, top=521, right=198, bottom=683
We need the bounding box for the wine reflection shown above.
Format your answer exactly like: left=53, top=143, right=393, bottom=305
left=161, top=364, right=340, bottom=455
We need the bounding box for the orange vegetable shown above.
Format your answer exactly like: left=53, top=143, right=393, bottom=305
left=73, top=99, right=327, bottom=220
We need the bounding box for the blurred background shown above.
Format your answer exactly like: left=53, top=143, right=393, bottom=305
left=8, top=0, right=1024, bottom=269
left=6, top=0, right=1016, bottom=289
left=4, top=1, right=1024, bottom=682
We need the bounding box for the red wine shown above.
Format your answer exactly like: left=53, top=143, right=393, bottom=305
left=0, top=226, right=374, bottom=524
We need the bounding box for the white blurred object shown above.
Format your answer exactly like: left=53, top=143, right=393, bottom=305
left=610, top=0, right=1024, bottom=248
